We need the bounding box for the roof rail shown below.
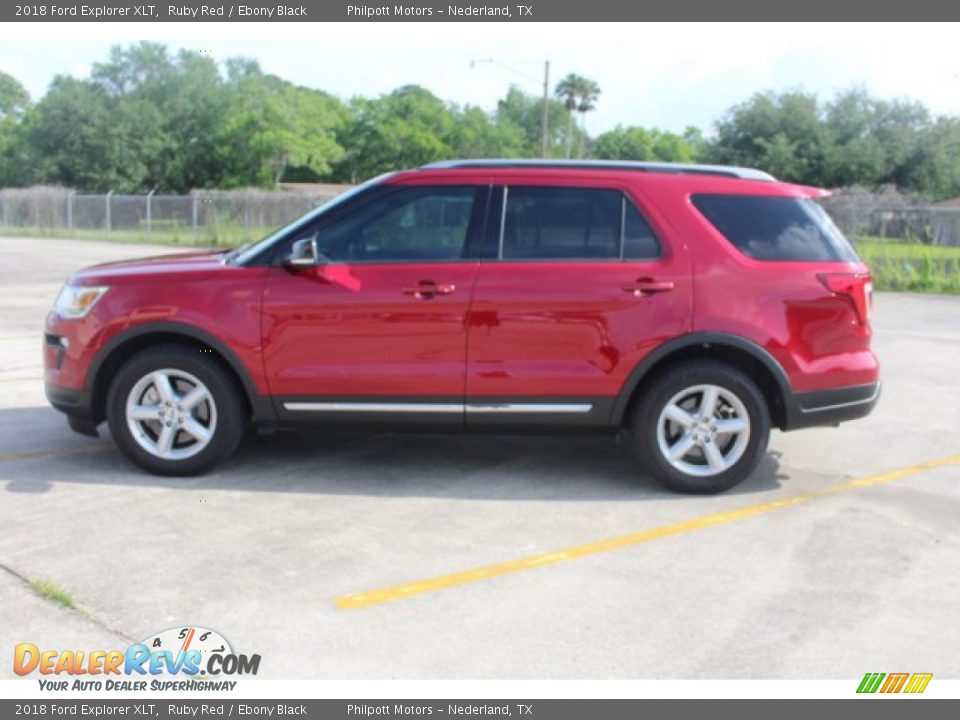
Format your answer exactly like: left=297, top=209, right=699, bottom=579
left=419, top=159, right=776, bottom=182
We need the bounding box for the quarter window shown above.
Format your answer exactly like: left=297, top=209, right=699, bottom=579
left=622, top=199, right=661, bottom=261
left=500, top=187, right=660, bottom=261
left=691, top=194, right=860, bottom=262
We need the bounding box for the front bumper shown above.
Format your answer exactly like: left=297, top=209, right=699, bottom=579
left=45, top=383, right=100, bottom=437
left=783, top=381, right=881, bottom=431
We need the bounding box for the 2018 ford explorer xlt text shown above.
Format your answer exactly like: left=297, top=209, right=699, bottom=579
left=44, top=160, right=880, bottom=493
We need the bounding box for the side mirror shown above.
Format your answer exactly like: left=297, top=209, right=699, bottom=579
left=285, top=237, right=321, bottom=268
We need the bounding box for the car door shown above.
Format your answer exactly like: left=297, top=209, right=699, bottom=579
left=465, top=180, right=692, bottom=428
left=262, top=183, right=488, bottom=427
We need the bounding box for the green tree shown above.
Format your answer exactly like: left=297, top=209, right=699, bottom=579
left=0, top=70, right=30, bottom=185
left=219, top=63, right=345, bottom=187
left=705, top=87, right=960, bottom=197
left=593, top=125, right=696, bottom=162
left=820, top=88, right=888, bottom=187
left=333, top=85, right=455, bottom=182
left=0, top=70, right=29, bottom=118
left=449, top=104, right=527, bottom=159
left=704, top=90, right=828, bottom=184
left=19, top=75, right=159, bottom=191
left=90, top=42, right=233, bottom=191
left=495, top=86, right=573, bottom=158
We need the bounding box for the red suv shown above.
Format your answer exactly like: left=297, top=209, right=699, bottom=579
left=44, top=160, right=880, bottom=493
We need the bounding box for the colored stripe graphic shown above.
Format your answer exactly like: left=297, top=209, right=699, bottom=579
left=904, top=674, right=933, bottom=694
left=857, top=673, right=886, bottom=693
left=880, top=673, right=909, bottom=693
left=857, top=672, right=932, bottom=694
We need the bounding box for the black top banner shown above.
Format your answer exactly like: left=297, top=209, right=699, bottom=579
left=4, top=0, right=959, bottom=21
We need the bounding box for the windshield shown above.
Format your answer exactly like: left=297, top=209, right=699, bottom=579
left=228, top=172, right=395, bottom=265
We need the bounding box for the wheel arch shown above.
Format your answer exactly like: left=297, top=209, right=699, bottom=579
left=612, top=333, right=793, bottom=430
left=86, top=322, right=274, bottom=424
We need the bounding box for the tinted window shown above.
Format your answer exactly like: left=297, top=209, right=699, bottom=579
left=502, top=187, right=621, bottom=260
left=622, top=200, right=660, bottom=260
left=311, top=186, right=481, bottom=263
left=692, top=195, right=859, bottom=262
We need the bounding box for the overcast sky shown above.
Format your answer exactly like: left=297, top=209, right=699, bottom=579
left=2, top=22, right=959, bottom=135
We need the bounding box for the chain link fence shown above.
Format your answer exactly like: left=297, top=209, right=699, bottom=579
left=3, top=184, right=960, bottom=247
left=1, top=183, right=958, bottom=292
left=820, top=194, right=960, bottom=247
left=0, top=186, right=343, bottom=246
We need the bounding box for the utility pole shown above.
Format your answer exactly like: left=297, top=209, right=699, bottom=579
left=105, top=190, right=113, bottom=235
left=540, top=60, right=550, bottom=158
left=146, top=187, right=157, bottom=241
left=471, top=58, right=552, bottom=158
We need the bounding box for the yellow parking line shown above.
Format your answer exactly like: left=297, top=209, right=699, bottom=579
left=0, top=444, right=111, bottom=463
left=336, top=454, right=960, bottom=610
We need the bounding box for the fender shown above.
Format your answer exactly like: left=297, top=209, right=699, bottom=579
left=610, top=332, right=794, bottom=425
left=85, top=321, right=276, bottom=423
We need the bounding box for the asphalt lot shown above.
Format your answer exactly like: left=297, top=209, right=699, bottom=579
left=1, top=235, right=958, bottom=679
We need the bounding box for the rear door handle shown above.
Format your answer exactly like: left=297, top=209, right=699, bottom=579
left=623, top=278, right=675, bottom=296
left=403, top=281, right=456, bottom=299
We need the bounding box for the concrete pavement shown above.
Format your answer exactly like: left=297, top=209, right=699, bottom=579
left=1, top=235, right=957, bottom=679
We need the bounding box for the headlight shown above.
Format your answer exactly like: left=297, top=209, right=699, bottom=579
left=53, top=285, right=109, bottom=319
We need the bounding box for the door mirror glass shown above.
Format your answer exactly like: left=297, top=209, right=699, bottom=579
left=285, top=236, right=321, bottom=268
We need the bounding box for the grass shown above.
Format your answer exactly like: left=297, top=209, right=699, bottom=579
left=0, top=223, right=273, bottom=248
left=854, top=236, right=960, bottom=294
left=29, top=578, right=75, bottom=609
left=2, top=225, right=959, bottom=295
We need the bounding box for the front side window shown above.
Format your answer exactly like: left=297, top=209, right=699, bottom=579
left=691, top=194, right=860, bottom=262
left=500, top=187, right=660, bottom=261
left=310, top=185, right=482, bottom=263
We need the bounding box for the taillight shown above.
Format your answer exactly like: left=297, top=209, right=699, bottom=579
left=817, top=272, right=872, bottom=325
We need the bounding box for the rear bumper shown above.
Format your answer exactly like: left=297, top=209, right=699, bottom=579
left=783, top=381, right=881, bottom=431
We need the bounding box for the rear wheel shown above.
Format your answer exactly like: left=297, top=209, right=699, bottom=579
left=106, top=345, right=247, bottom=476
left=629, top=361, right=770, bottom=493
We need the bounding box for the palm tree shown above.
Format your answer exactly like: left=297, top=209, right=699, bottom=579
left=555, top=73, right=582, bottom=159
left=576, top=79, right=601, bottom=158
left=554, top=74, right=601, bottom=159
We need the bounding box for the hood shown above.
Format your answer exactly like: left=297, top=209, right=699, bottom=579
left=70, top=248, right=229, bottom=284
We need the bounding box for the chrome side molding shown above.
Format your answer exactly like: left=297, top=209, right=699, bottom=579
left=283, top=402, right=594, bottom=414
left=283, top=402, right=461, bottom=413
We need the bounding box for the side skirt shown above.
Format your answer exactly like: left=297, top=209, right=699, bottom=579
left=272, top=396, right=615, bottom=432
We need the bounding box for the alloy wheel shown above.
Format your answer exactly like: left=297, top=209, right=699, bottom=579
left=655, top=383, right=751, bottom=477
left=125, top=369, right=218, bottom=461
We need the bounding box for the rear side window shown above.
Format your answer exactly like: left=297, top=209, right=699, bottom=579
left=501, top=187, right=660, bottom=261
left=691, top=195, right=859, bottom=262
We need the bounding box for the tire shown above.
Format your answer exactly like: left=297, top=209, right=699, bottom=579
left=628, top=360, right=770, bottom=494
left=106, top=344, right=247, bottom=476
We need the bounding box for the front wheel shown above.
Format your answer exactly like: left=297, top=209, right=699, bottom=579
left=629, top=361, right=770, bottom=494
left=106, top=345, right=247, bottom=476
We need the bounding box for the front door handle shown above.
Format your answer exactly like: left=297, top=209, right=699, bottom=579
left=623, top=278, right=675, bottom=296
left=403, top=281, right=456, bottom=299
